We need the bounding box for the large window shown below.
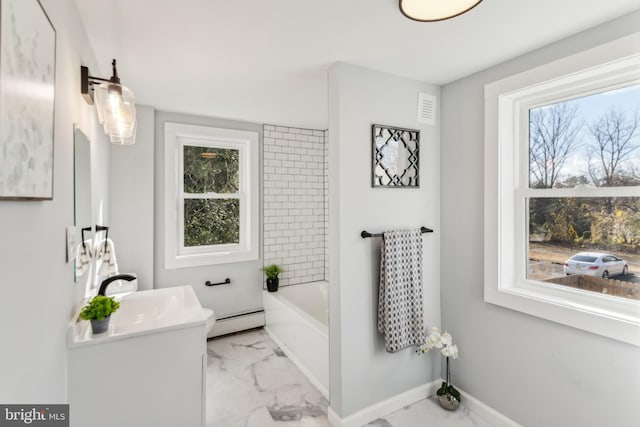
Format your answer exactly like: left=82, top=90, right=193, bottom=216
left=164, top=123, right=259, bottom=268
left=484, top=34, right=640, bottom=346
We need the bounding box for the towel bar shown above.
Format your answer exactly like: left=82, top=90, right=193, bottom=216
left=205, top=278, right=231, bottom=287
left=361, top=226, right=434, bottom=239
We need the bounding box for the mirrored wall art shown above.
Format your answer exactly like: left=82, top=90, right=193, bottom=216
left=372, top=124, right=419, bottom=187
left=0, top=0, right=56, bottom=200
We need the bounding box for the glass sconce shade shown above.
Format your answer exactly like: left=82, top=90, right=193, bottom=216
left=94, top=82, right=137, bottom=145
left=399, top=0, right=483, bottom=22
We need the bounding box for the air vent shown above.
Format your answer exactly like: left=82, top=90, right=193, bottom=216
left=417, top=92, right=436, bottom=125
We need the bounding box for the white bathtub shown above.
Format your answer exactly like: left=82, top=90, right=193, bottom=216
left=263, top=281, right=329, bottom=398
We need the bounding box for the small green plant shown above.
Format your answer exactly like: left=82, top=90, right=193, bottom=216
left=261, top=264, right=283, bottom=280
left=79, top=296, right=120, bottom=321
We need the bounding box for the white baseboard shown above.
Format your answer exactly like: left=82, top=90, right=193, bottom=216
left=207, top=311, right=265, bottom=338
left=328, top=380, right=440, bottom=427
left=458, top=387, right=522, bottom=427
left=264, top=326, right=329, bottom=399
left=327, top=380, right=521, bottom=427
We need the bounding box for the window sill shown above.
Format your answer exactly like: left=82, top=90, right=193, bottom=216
left=484, top=279, right=640, bottom=347
left=165, top=249, right=259, bottom=269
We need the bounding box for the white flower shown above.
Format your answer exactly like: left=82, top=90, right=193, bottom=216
left=424, top=327, right=443, bottom=348
left=419, top=326, right=460, bottom=360
left=426, top=334, right=443, bottom=349
left=442, top=344, right=459, bottom=359
left=441, top=332, right=452, bottom=346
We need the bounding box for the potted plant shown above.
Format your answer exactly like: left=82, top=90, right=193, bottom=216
left=79, top=295, right=121, bottom=334
left=261, top=264, right=284, bottom=292
left=418, top=326, right=461, bottom=411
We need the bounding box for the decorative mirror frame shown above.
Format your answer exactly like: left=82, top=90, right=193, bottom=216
left=372, top=124, right=420, bottom=188
left=0, top=0, right=56, bottom=200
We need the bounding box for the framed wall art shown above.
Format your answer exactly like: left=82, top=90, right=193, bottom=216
left=0, top=0, right=56, bottom=200
left=372, top=124, right=419, bottom=187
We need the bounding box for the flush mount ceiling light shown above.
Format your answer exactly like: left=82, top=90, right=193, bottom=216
left=399, top=0, right=483, bottom=22
left=199, top=152, right=218, bottom=159
left=81, top=59, right=136, bottom=145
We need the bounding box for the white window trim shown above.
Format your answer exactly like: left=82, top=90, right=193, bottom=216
left=164, top=122, right=259, bottom=268
left=484, top=33, right=640, bottom=347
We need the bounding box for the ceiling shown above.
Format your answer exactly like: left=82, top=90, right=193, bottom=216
left=74, top=0, right=640, bottom=129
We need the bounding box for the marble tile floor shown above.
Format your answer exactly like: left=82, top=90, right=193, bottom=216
left=364, top=398, right=495, bottom=427
left=206, top=328, right=494, bottom=427
left=206, top=328, right=330, bottom=427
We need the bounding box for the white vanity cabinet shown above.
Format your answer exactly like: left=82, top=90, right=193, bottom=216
left=67, top=286, right=206, bottom=427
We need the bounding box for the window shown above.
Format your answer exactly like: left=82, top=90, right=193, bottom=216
left=484, top=34, right=640, bottom=346
left=164, top=123, right=259, bottom=268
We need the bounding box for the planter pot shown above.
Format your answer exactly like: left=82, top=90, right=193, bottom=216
left=437, top=357, right=461, bottom=411
left=266, top=277, right=279, bottom=292
left=437, top=393, right=460, bottom=411
left=90, top=316, right=111, bottom=334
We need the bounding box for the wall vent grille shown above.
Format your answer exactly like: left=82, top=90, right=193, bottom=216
left=417, top=92, right=436, bottom=125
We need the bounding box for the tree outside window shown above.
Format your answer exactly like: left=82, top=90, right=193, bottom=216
left=182, top=145, right=240, bottom=247
left=527, top=84, right=640, bottom=300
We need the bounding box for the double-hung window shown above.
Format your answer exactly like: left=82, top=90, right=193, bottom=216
left=484, top=34, right=640, bottom=346
left=164, top=123, right=259, bottom=268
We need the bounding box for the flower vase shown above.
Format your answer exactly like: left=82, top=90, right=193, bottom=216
left=437, top=357, right=461, bottom=411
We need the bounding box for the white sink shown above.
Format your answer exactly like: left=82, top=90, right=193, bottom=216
left=68, top=286, right=206, bottom=348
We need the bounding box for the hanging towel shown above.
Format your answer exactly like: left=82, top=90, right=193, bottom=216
left=75, top=240, right=94, bottom=277
left=377, top=229, right=425, bottom=353
left=97, top=238, right=119, bottom=276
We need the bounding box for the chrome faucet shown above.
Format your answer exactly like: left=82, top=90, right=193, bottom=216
left=98, top=274, right=137, bottom=296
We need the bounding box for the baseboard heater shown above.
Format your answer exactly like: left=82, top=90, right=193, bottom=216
left=208, top=309, right=265, bottom=338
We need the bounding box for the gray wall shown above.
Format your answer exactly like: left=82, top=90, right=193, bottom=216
left=153, top=111, right=264, bottom=319
left=328, top=63, right=441, bottom=417
left=0, top=0, right=108, bottom=402
left=440, top=11, right=640, bottom=427
left=109, top=105, right=155, bottom=289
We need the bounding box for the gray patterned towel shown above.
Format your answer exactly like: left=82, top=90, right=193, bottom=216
left=377, top=229, right=425, bottom=353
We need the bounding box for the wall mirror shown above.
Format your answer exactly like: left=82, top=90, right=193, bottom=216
left=73, top=125, right=92, bottom=283
left=372, top=124, right=420, bottom=187
left=74, top=125, right=92, bottom=228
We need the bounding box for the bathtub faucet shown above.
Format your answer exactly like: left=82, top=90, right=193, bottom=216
left=98, top=274, right=137, bottom=296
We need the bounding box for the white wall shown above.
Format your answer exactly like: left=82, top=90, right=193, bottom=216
left=440, top=11, right=640, bottom=427
left=0, top=0, right=107, bottom=402
left=328, top=63, right=441, bottom=417
left=109, top=105, right=155, bottom=289
left=153, top=111, right=264, bottom=319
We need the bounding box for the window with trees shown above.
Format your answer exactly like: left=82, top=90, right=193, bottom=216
left=164, top=123, right=259, bottom=268
left=526, top=85, right=640, bottom=294
left=484, top=34, right=640, bottom=346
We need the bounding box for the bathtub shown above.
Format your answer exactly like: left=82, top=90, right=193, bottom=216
left=263, top=281, right=329, bottom=398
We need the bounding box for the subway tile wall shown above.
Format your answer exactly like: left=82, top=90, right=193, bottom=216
left=263, top=125, right=328, bottom=287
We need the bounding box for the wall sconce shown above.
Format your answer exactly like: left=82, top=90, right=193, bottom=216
left=81, top=59, right=136, bottom=145
left=399, top=0, right=483, bottom=22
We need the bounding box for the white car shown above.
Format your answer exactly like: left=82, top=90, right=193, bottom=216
left=563, top=252, right=628, bottom=279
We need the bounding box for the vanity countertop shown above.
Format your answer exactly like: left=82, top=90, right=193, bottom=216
left=68, top=286, right=206, bottom=348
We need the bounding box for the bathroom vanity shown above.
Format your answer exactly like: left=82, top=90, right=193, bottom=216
left=67, top=286, right=206, bottom=427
